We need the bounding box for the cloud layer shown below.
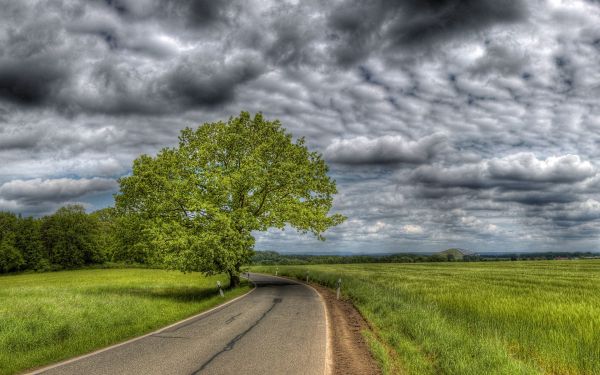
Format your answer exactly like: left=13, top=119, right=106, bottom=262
left=2, top=0, right=600, bottom=252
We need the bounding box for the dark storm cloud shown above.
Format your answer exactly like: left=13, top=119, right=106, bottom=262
left=328, top=0, right=527, bottom=65
left=495, top=191, right=579, bottom=206
left=185, top=0, right=234, bottom=27
left=98, top=0, right=235, bottom=27
left=0, top=60, right=68, bottom=106
left=0, top=7, right=71, bottom=106
left=386, top=0, right=526, bottom=46
left=265, top=15, right=317, bottom=67
left=0, top=127, right=41, bottom=150
left=164, top=54, right=265, bottom=109
left=325, top=133, right=446, bottom=165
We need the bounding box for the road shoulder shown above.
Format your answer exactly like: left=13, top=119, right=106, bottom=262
left=309, top=283, right=381, bottom=375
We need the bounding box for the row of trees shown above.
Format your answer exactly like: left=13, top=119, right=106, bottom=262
left=0, top=205, right=152, bottom=273
left=250, top=250, right=479, bottom=265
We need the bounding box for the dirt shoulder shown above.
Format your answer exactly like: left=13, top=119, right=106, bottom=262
left=310, top=283, right=381, bottom=375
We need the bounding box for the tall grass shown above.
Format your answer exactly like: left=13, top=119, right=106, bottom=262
left=0, top=269, right=250, bottom=375
left=254, top=261, right=600, bottom=374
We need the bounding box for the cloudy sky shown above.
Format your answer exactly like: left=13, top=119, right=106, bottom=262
left=2, top=0, right=600, bottom=253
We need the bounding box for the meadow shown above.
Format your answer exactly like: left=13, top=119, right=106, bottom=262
left=0, top=268, right=250, bottom=375
left=253, top=261, right=600, bottom=375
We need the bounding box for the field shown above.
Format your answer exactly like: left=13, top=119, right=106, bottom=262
left=0, top=269, right=250, bottom=375
left=253, top=261, right=600, bottom=375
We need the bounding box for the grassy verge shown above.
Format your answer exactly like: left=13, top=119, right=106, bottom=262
left=0, top=269, right=251, bottom=375
left=253, top=261, right=600, bottom=375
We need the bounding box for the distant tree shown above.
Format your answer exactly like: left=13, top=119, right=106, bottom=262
left=0, top=212, right=18, bottom=237
left=428, top=254, right=446, bottom=262
left=116, top=112, right=345, bottom=286
left=0, top=212, right=24, bottom=273
left=14, top=217, right=45, bottom=270
left=0, top=233, right=24, bottom=272
left=41, top=205, right=103, bottom=268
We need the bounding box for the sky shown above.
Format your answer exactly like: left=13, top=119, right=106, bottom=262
left=2, top=0, right=600, bottom=254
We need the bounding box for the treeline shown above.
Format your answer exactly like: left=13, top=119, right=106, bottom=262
left=251, top=250, right=445, bottom=265
left=251, top=250, right=596, bottom=265
left=483, top=252, right=598, bottom=261
left=0, top=205, right=148, bottom=274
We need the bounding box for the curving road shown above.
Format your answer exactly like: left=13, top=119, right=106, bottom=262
left=30, top=274, right=328, bottom=375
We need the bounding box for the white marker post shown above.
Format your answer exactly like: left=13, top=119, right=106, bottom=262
left=336, top=278, right=342, bottom=300
left=217, top=281, right=224, bottom=297
left=275, top=267, right=278, bottom=276
left=306, top=271, right=309, bottom=283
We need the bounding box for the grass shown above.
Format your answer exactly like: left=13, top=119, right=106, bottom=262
left=253, top=261, right=600, bottom=375
left=0, top=268, right=251, bottom=375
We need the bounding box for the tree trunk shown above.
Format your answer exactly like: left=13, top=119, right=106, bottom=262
left=228, top=270, right=240, bottom=288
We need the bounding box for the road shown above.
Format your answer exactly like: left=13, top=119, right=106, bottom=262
left=31, top=273, right=328, bottom=375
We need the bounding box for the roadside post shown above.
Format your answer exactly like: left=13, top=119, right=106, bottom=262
left=306, top=270, right=309, bottom=283
left=275, top=267, right=278, bottom=276
left=217, top=281, right=224, bottom=297
left=336, top=278, right=341, bottom=299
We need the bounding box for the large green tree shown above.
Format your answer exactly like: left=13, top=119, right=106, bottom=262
left=116, top=112, right=344, bottom=286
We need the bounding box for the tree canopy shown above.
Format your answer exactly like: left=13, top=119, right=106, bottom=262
left=115, top=112, right=345, bottom=285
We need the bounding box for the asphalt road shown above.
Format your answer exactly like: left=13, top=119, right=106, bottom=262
left=31, top=273, right=327, bottom=375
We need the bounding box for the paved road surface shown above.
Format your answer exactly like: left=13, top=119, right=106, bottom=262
left=31, top=273, right=327, bottom=375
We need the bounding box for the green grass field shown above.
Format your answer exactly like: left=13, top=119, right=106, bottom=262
left=253, top=261, right=600, bottom=375
left=0, top=269, right=251, bottom=375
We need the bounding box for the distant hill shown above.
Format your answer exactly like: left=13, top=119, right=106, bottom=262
left=437, top=248, right=477, bottom=260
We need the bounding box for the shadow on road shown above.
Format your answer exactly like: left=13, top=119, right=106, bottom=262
left=82, top=286, right=233, bottom=302
left=245, top=273, right=298, bottom=288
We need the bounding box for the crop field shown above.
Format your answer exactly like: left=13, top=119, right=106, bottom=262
left=253, top=261, right=600, bottom=375
left=0, top=269, right=250, bottom=375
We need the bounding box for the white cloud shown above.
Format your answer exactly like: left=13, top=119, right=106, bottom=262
left=402, top=224, right=423, bottom=234
left=488, top=153, right=596, bottom=183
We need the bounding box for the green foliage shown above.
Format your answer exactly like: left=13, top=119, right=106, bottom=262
left=89, top=207, right=116, bottom=262
left=116, top=112, right=344, bottom=282
left=256, top=261, right=600, bottom=375
left=14, top=217, right=44, bottom=270
left=41, top=205, right=104, bottom=268
left=0, top=212, right=24, bottom=272
left=0, top=206, right=116, bottom=274
left=0, top=233, right=24, bottom=273
left=111, top=213, right=150, bottom=264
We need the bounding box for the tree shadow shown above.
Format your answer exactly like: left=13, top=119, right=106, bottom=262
left=254, top=280, right=298, bottom=287
left=83, top=286, right=224, bottom=302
